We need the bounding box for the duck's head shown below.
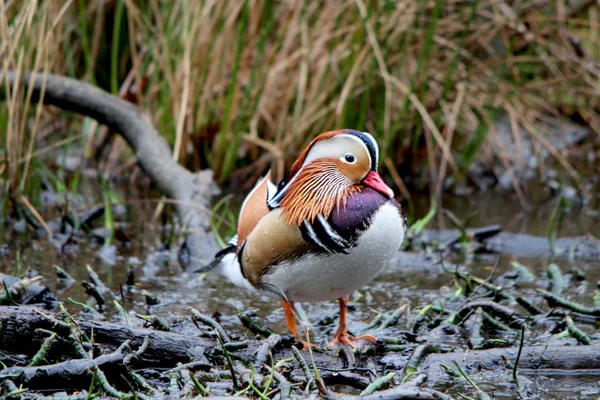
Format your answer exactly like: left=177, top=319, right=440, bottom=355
left=271, top=130, right=394, bottom=225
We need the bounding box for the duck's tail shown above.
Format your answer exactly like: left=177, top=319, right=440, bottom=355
left=194, top=237, right=255, bottom=291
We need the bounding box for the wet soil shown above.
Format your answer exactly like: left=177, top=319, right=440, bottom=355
left=1, top=177, right=599, bottom=399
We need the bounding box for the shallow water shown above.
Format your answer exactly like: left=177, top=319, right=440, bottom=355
left=1, top=177, right=599, bottom=399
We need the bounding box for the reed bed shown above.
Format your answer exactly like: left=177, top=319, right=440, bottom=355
left=1, top=0, right=599, bottom=202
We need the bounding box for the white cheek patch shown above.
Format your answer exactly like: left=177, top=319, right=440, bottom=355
left=301, top=134, right=371, bottom=169
left=268, top=133, right=375, bottom=209
left=301, top=141, right=333, bottom=166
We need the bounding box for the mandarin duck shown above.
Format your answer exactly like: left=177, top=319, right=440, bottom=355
left=204, top=129, right=407, bottom=347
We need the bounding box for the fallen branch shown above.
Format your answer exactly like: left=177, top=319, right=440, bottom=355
left=414, top=228, right=600, bottom=261
left=345, top=384, right=455, bottom=400
left=0, top=306, right=210, bottom=367
left=2, top=306, right=600, bottom=384
left=1, top=71, right=219, bottom=271
left=420, top=344, right=600, bottom=381
left=0, top=350, right=125, bottom=390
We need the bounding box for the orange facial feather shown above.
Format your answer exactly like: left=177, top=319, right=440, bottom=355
left=280, top=159, right=357, bottom=226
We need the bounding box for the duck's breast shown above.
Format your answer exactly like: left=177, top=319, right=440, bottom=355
left=262, top=194, right=406, bottom=302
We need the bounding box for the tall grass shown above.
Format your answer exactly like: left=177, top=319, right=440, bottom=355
left=1, top=0, right=599, bottom=202
left=0, top=1, right=75, bottom=219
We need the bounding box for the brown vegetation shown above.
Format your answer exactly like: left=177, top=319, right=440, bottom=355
left=2, top=1, right=599, bottom=202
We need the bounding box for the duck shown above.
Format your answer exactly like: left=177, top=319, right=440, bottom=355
left=201, top=129, right=407, bottom=347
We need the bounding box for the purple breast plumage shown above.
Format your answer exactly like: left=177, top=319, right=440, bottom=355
left=299, top=187, right=404, bottom=255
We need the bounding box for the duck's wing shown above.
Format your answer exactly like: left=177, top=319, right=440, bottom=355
left=239, top=208, right=313, bottom=288
left=194, top=172, right=276, bottom=286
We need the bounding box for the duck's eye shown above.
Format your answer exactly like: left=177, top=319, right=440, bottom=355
left=343, top=153, right=356, bottom=163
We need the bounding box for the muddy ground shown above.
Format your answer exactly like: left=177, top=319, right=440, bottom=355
left=1, top=176, right=600, bottom=399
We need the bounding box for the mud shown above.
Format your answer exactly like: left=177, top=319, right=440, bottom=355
left=1, top=177, right=600, bottom=398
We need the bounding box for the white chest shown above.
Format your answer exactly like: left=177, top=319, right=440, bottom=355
left=262, top=202, right=405, bottom=302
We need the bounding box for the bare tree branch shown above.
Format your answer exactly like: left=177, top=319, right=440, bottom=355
left=2, top=71, right=219, bottom=270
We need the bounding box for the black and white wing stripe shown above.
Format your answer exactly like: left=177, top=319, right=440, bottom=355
left=300, top=214, right=351, bottom=254
left=267, top=175, right=291, bottom=210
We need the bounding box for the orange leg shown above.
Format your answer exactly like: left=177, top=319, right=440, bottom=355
left=328, top=296, right=377, bottom=348
left=282, top=300, right=301, bottom=339
left=282, top=300, right=315, bottom=350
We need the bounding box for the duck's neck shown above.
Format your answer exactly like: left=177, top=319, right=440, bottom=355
left=280, top=162, right=355, bottom=226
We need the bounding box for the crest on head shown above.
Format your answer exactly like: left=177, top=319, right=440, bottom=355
left=267, top=130, right=392, bottom=225
left=268, top=130, right=383, bottom=208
